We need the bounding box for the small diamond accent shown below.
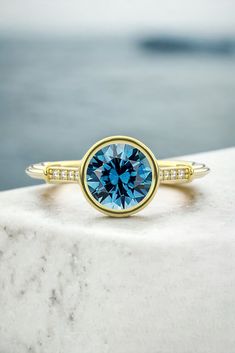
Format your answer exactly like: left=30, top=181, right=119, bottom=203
left=178, top=169, right=185, bottom=178
left=164, top=170, right=170, bottom=180
left=52, top=170, right=60, bottom=179
left=171, top=169, right=177, bottom=179
left=68, top=170, right=74, bottom=180
left=61, top=170, right=67, bottom=180
left=47, top=167, right=79, bottom=181
left=161, top=167, right=190, bottom=181
left=75, top=171, right=79, bottom=181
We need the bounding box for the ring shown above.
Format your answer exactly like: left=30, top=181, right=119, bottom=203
left=26, top=136, right=210, bottom=217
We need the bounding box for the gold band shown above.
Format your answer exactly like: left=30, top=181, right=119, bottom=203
left=26, top=159, right=209, bottom=185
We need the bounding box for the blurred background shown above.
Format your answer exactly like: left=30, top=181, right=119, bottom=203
left=0, top=0, right=235, bottom=190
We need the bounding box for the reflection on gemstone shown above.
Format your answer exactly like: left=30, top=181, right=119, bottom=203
left=86, top=143, right=153, bottom=210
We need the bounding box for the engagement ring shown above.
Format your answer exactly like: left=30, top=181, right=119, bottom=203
left=26, top=136, right=210, bottom=217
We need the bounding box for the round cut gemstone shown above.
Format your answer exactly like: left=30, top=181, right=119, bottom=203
left=86, top=143, right=152, bottom=210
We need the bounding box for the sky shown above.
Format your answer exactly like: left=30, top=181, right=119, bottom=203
left=0, top=0, right=235, bottom=35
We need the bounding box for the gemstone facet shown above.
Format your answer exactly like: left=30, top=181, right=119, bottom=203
left=86, top=143, right=153, bottom=210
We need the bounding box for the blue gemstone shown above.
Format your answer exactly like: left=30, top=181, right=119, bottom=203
left=86, top=143, right=152, bottom=210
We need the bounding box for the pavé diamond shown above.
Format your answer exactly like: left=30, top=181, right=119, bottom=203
left=68, top=170, right=74, bottom=180
left=164, top=170, right=170, bottom=180
left=52, top=170, right=60, bottom=179
left=86, top=143, right=152, bottom=210
left=171, top=169, right=177, bottom=179
left=178, top=169, right=185, bottom=178
left=61, top=170, right=67, bottom=180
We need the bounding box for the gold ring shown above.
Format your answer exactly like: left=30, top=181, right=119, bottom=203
left=26, top=136, right=210, bottom=217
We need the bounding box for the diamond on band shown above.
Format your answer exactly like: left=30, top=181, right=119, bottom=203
left=48, top=167, right=79, bottom=182
left=46, top=165, right=190, bottom=183
left=161, top=167, right=189, bottom=182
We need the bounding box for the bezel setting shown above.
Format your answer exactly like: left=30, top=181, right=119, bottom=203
left=80, top=136, right=159, bottom=217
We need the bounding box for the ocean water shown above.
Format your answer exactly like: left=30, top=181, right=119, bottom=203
left=0, top=35, right=234, bottom=190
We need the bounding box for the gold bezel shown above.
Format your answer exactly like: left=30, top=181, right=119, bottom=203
left=80, top=136, right=159, bottom=217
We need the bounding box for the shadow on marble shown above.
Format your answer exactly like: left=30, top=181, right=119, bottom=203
left=34, top=183, right=205, bottom=235
left=89, top=184, right=204, bottom=228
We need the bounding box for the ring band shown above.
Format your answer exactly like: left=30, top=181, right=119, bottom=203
left=26, top=136, right=210, bottom=217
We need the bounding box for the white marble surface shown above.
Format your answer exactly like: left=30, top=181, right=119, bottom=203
left=0, top=148, right=234, bottom=353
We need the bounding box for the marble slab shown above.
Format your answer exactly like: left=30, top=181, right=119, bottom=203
left=0, top=148, right=234, bottom=353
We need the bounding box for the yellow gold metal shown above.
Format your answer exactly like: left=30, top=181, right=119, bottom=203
left=25, top=136, right=210, bottom=217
